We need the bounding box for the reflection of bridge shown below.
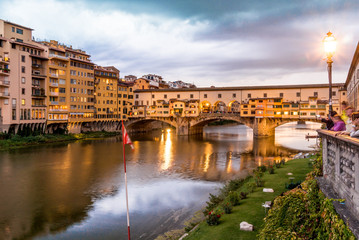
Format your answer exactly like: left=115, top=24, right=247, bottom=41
left=127, top=112, right=321, bottom=137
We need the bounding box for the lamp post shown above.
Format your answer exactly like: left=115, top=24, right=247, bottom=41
left=323, top=31, right=337, bottom=116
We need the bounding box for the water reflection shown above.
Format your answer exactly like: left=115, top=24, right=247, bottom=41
left=0, top=123, right=320, bottom=240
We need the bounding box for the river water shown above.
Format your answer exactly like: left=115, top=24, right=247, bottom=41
left=0, top=122, right=321, bottom=240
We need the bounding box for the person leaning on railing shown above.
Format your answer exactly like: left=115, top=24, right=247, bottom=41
left=330, top=115, right=346, bottom=131
left=319, top=111, right=337, bottom=130
left=336, top=112, right=359, bottom=138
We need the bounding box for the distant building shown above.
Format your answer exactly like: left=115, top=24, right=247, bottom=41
left=168, top=80, right=196, bottom=89
left=124, top=75, right=137, bottom=82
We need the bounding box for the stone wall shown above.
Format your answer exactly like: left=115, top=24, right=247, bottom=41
left=318, top=130, right=359, bottom=218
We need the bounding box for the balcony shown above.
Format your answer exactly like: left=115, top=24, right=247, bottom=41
left=32, top=89, right=46, bottom=97
left=0, top=80, right=10, bottom=86
left=32, top=71, right=46, bottom=78
left=49, top=108, right=68, bottom=112
left=50, top=92, right=59, bottom=96
left=50, top=101, right=59, bottom=105
left=32, top=104, right=47, bottom=108
left=0, top=92, right=10, bottom=98
left=32, top=63, right=42, bottom=68
left=0, top=69, right=10, bottom=75
left=50, top=82, right=59, bottom=87
left=50, top=73, right=59, bottom=78
left=0, top=56, right=10, bottom=63
left=49, top=54, right=69, bottom=60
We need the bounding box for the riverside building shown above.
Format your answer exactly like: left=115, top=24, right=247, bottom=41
left=0, top=20, right=47, bottom=134
left=94, top=66, right=120, bottom=120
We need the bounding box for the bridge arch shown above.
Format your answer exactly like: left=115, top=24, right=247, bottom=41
left=213, top=101, right=227, bottom=113
left=200, top=101, right=212, bottom=113
left=126, top=118, right=177, bottom=133
left=228, top=100, right=240, bottom=113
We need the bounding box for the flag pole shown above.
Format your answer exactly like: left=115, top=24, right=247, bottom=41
left=122, top=120, right=131, bottom=240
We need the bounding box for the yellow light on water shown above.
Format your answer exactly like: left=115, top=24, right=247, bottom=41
left=166, top=128, right=171, bottom=133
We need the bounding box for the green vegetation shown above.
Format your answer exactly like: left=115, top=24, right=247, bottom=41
left=184, top=157, right=312, bottom=240
left=259, top=154, right=355, bottom=240
left=182, top=153, right=355, bottom=240
left=0, top=131, right=120, bottom=151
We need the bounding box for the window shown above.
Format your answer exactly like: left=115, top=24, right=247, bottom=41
left=21, top=99, right=25, bottom=105
left=21, top=66, right=25, bottom=73
left=12, top=109, right=16, bottom=120
left=263, top=93, right=267, bottom=97
left=218, top=94, right=222, bottom=98
left=21, top=55, right=25, bottom=62
left=296, top=92, right=300, bottom=97
left=251, top=111, right=255, bottom=114
left=204, top=94, right=207, bottom=98
left=280, top=93, right=283, bottom=97
left=12, top=27, right=15, bottom=32
left=59, top=97, right=66, bottom=102
left=4, top=99, right=8, bottom=105
left=177, top=94, right=180, bottom=98
left=16, top=28, right=23, bottom=34
left=135, top=94, right=139, bottom=99
left=314, top=92, right=318, bottom=97
left=190, top=94, right=194, bottom=98
left=59, top=88, right=66, bottom=93
left=248, top=93, right=251, bottom=98
left=11, top=43, right=16, bottom=49
left=22, top=88, right=25, bottom=95
left=59, top=79, right=66, bottom=85
left=152, top=94, right=155, bottom=98
left=233, top=93, right=236, bottom=98
left=332, top=91, right=336, bottom=96
left=21, top=77, right=25, bottom=84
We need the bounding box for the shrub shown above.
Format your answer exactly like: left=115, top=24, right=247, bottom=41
left=255, top=176, right=265, bottom=187
left=285, top=180, right=302, bottom=190
left=227, top=191, right=240, bottom=206
left=268, top=165, right=275, bottom=174
left=221, top=201, right=233, bottom=214
left=239, top=191, right=248, bottom=200
left=257, top=165, right=267, bottom=173
left=206, top=210, right=221, bottom=226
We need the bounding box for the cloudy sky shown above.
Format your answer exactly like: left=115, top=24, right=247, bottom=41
left=2, top=0, right=359, bottom=87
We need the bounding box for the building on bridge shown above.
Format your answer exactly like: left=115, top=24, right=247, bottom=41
left=132, top=83, right=346, bottom=119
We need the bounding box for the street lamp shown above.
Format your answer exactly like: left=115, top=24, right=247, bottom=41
left=323, top=31, right=337, bottom=115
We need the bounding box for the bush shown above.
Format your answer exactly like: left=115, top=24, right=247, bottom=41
left=285, top=180, right=302, bottom=190
left=257, top=165, right=267, bottom=173
left=227, top=191, right=240, bottom=206
left=221, top=201, right=233, bottom=214
left=255, top=176, right=265, bottom=187
left=268, top=165, right=275, bottom=174
left=239, top=191, right=248, bottom=200
left=206, top=210, right=221, bottom=226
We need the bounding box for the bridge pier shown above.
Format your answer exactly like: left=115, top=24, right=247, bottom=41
left=253, top=118, right=275, bottom=137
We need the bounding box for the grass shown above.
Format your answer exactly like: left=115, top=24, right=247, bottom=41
left=184, top=157, right=313, bottom=240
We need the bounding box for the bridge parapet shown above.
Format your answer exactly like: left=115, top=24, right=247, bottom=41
left=318, top=130, right=359, bottom=223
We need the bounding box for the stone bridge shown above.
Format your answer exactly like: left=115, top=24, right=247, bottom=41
left=126, top=113, right=321, bottom=137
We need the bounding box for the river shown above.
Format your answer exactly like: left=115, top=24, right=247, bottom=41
left=0, top=122, right=321, bottom=240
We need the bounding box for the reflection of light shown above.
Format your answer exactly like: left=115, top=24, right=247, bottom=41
left=166, top=128, right=171, bottom=133
left=161, top=131, right=172, bottom=170
left=203, top=143, right=213, bottom=172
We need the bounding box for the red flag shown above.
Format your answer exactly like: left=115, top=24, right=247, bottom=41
left=122, top=123, right=134, bottom=149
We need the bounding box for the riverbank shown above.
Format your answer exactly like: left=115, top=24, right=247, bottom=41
left=174, top=156, right=313, bottom=240
left=0, top=131, right=120, bottom=151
